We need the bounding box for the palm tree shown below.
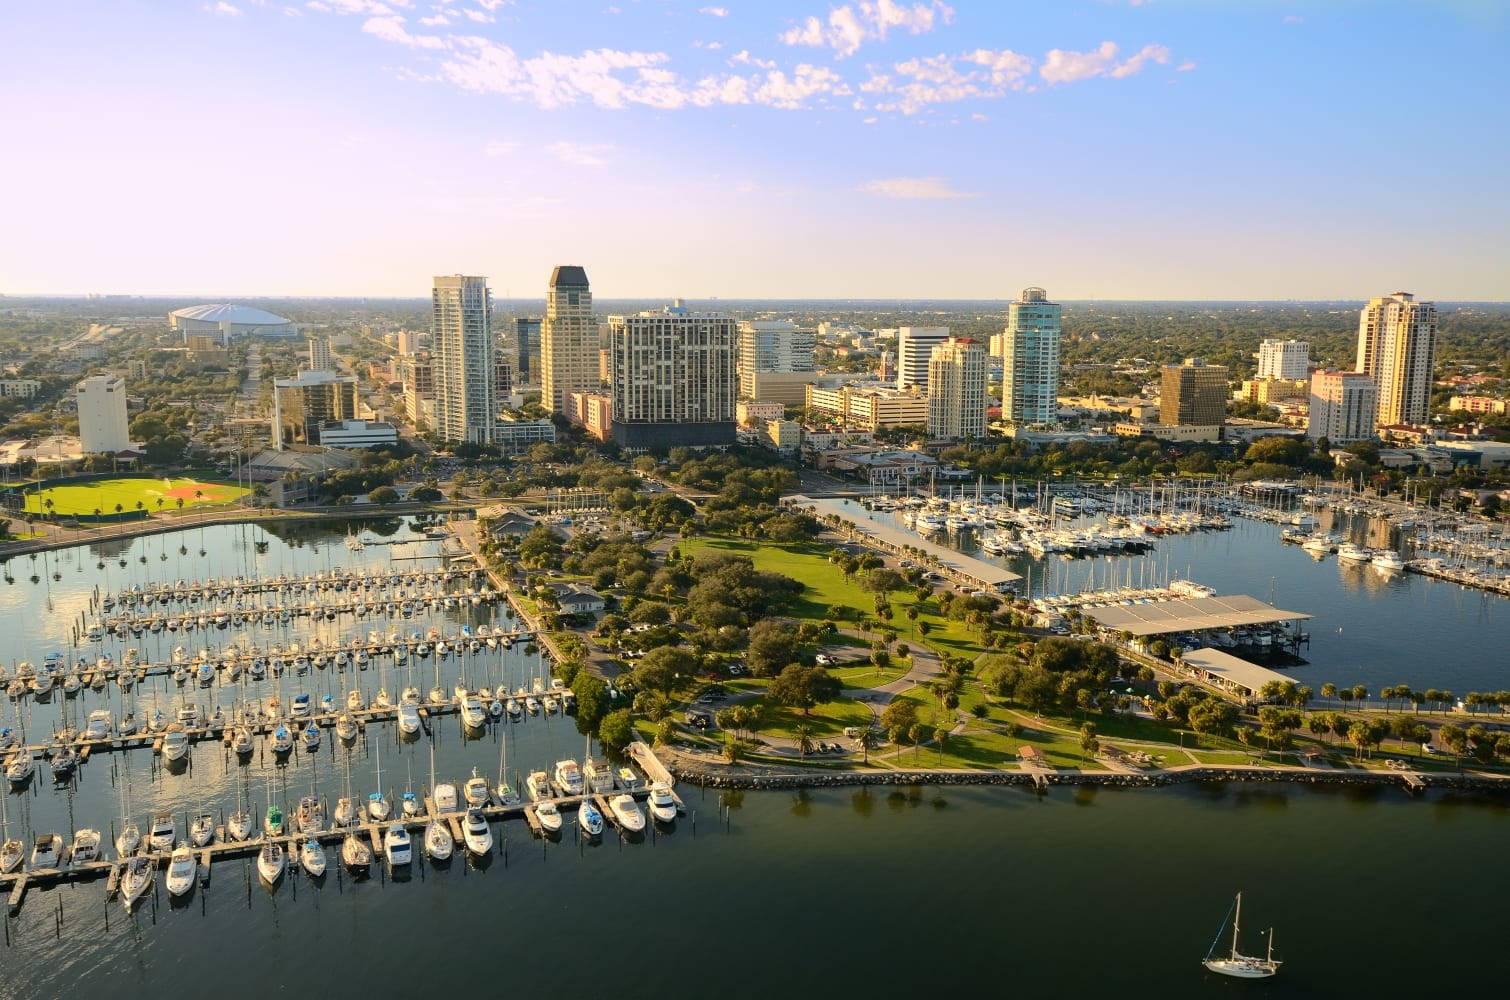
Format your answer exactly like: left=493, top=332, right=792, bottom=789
left=795, top=724, right=815, bottom=757
left=113, top=502, right=123, bottom=523
left=176, top=497, right=185, bottom=511
left=134, top=500, right=144, bottom=518
left=155, top=497, right=164, bottom=513
left=854, top=727, right=878, bottom=764
left=1320, top=683, right=1337, bottom=706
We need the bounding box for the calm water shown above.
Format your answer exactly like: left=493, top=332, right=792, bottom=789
left=1, top=517, right=1508, bottom=998
left=828, top=498, right=1510, bottom=695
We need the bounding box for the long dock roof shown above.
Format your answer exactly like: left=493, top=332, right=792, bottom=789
left=1083, top=594, right=1310, bottom=637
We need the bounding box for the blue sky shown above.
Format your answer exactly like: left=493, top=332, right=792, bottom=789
left=1, top=0, right=1506, bottom=299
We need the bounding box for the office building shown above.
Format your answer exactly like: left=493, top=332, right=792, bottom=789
left=737, top=319, right=816, bottom=405
left=1001, top=287, right=1061, bottom=424
left=607, top=301, right=738, bottom=448
left=396, top=330, right=420, bottom=356
left=1160, top=358, right=1229, bottom=426
left=541, top=266, right=596, bottom=414
left=431, top=274, right=495, bottom=445
left=1356, top=292, right=1437, bottom=428
left=308, top=337, right=334, bottom=372
left=927, top=338, right=989, bottom=440
left=76, top=374, right=131, bottom=454
left=805, top=383, right=930, bottom=431
left=270, top=370, right=359, bottom=450
left=896, top=327, right=951, bottom=391
left=1257, top=339, right=1310, bottom=380
left=513, top=317, right=540, bottom=382
left=495, top=349, right=514, bottom=402
left=314, top=419, right=399, bottom=450
left=1239, top=378, right=1310, bottom=406
left=1308, top=371, right=1378, bottom=444
left=493, top=417, right=557, bottom=453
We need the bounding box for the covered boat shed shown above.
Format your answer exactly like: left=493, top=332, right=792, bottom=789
left=1179, top=648, right=1294, bottom=699
left=1081, top=594, right=1310, bottom=638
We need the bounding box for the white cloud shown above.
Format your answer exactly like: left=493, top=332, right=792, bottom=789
left=752, top=64, right=849, bottom=109
left=1176, top=59, right=1196, bottom=72
left=692, top=40, right=724, bottom=50
left=206, top=2, right=241, bottom=15
left=419, top=12, right=449, bottom=24
left=1040, top=40, right=1168, bottom=84
left=460, top=7, right=494, bottom=22
left=698, top=5, right=728, bottom=15
left=970, top=111, right=987, bottom=121
left=858, top=176, right=975, bottom=199
left=362, top=15, right=445, bottom=48
left=307, top=0, right=401, bottom=14
left=781, top=1, right=954, bottom=58
left=545, top=141, right=614, bottom=167
left=483, top=139, right=519, bottom=156
left=730, top=49, right=776, bottom=69
left=1283, top=15, right=1304, bottom=24
left=858, top=47, right=1030, bottom=114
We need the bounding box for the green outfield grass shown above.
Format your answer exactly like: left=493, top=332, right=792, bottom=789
left=21, top=477, right=248, bottom=516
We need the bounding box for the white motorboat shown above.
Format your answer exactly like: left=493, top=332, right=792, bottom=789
left=30, top=833, right=62, bottom=869
left=257, top=841, right=285, bottom=886
left=297, top=795, right=325, bottom=835
left=460, top=695, right=486, bottom=730
left=85, top=709, right=113, bottom=741
left=425, top=819, right=453, bottom=861
left=161, top=727, right=190, bottom=764
left=1372, top=549, right=1405, bottom=575
left=120, top=855, right=155, bottom=911
left=585, top=759, right=615, bottom=794
left=533, top=799, right=563, bottom=833
left=1301, top=533, right=1335, bottom=555
left=525, top=770, right=551, bottom=802
left=383, top=824, right=411, bottom=867
left=462, top=807, right=492, bottom=856
left=1202, top=893, right=1280, bottom=979
left=552, top=759, right=584, bottom=796
left=463, top=768, right=490, bottom=807
left=1337, top=541, right=1370, bottom=563
left=300, top=838, right=327, bottom=878
left=608, top=793, right=645, bottom=833
left=166, top=842, right=196, bottom=896
left=577, top=798, right=604, bottom=837
left=396, top=699, right=421, bottom=736
left=6, top=753, right=34, bottom=786
left=646, top=782, right=677, bottom=824
left=433, top=781, right=459, bottom=813
left=226, top=810, right=253, bottom=842
left=148, top=812, right=176, bottom=853
left=342, top=832, right=372, bottom=872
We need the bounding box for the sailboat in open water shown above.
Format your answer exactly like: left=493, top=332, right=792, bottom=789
left=1202, top=892, right=1280, bottom=979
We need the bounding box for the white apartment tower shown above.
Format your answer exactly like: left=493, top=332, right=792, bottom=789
left=76, top=374, right=131, bottom=454
left=1308, top=371, right=1378, bottom=444
left=1001, top=287, right=1061, bottom=424
left=737, top=320, right=816, bottom=404
left=430, top=274, right=495, bottom=445
left=608, top=301, right=738, bottom=448
left=1356, top=292, right=1437, bottom=428
left=541, top=266, right=597, bottom=415
left=926, top=338, right=989, bottom=440
left=308, top=336, right=335, bottom=372
left=895, top=327, right=951, bottom=392
left=1256, top=339, right=1310, bottom=380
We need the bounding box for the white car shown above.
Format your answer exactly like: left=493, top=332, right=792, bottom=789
left=815, top=653, right=834, bottom=666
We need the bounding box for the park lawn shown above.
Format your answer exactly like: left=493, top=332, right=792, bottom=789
left=755, top=695, right=875, bottom=740
left=828, top=663, right=897, bottom=689
left=22, top=477, right=248, bottom=516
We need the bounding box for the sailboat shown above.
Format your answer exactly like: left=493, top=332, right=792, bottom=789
left=425, top=740, right=454, bottom=860
left=495, top=726, right=519, bottom=805
left=368, top=739, right=391, bottom=821
left=0, top=786, right=22, bottom=873
left=576, top=736, right=603, bottom=837
left=1202, top=893, right=1281, bottom=979
left=120, top=855, right=155, bottom=911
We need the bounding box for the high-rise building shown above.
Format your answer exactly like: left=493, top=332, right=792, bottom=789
left=76, top=374, right=131, bottom=454
left=308, top=337, right=335, bottom=372
left=1308, top=371, right=1378, bottom=444
left=541, top=266, right=596, bottom=414
left=495, top=349, right=514, bottom=403
left=607, top=301, right=737, bottom=448
left=1355, top=292, right=1437, bottom=428
left=430, top=275, right=495, bottom=445
left=397, top=353, right=435, bottom=429
left=737, top=320, right=816, bottom=405
left=926, top=338, right=988, bottom=440
left=271, top=370, right=360, bottom=450
left=1160, top=358, right=1229, bottom=426
left=895, top=327, right=951, bottom=391
left=396, top=330, right=419, bottom=356
left=515, top=317, right=541, bottom=382
left=1256, top=339, right=1310, bottom=380
left=1001, top=287, right=1061, bottom=424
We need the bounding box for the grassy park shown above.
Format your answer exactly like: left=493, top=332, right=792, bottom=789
left=21, top=477, right=248, bottom=517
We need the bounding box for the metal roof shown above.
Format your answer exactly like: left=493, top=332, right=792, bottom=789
left=1180, top=648, right=1294, bottom=696
left=170, top=304, right=291, bottom=325
left=1082, top=594, right=1310, bottom=637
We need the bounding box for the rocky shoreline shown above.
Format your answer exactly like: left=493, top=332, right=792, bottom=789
left=668, top=761, right=1510, bottom=795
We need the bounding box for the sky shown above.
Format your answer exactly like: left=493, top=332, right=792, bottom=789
left=1, top=0, right=1507, bottom=300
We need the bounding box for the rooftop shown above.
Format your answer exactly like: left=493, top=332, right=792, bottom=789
left=1082, top=594, right=1310, bottom=637
left=170, top=304, right=290, bottom=325
left=1181, top=648, right=1295, bottom=696
left=549, top=265, right=589, bottom=288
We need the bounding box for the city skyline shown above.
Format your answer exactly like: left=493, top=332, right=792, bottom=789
left=2, top=1, right=1506, bottom=300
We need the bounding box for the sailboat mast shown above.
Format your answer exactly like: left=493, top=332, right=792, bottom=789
left=1231, top=893, right=1242, bottom=959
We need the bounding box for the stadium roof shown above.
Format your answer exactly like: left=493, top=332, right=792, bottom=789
left=170, top=304, right=290, bottom=325
left=1082, top=594, right=1310, bottom=637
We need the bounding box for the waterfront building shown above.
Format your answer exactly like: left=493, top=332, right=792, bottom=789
left=607, top=301, right=737, bottom=448
left=541, top=266, right=597, bottom=415
left=1001, top=287, right=1061, bottom=424
left=76, top=374, right=131, bottom=454
left=271, top=370, right=359, bottom=450
left=1308, top=371, right=1378, bottom=443
left=308, top=336, right=334, bottom=372
left=1356, top=292, right=1437, bottom=428
left=1160, top=358, right=1229, bottom=426
left=926, top=338, right=988, bottom=440
left=895, top=327, right=951, bottom=391
left=1256, top=339, right=1310, bottom=380
left=431, top=274, right=496, bottom=445
left=738, top=319, right=816, bottom=404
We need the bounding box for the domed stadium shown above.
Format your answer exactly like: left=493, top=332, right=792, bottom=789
left=169, top=303, right=296, bottom=342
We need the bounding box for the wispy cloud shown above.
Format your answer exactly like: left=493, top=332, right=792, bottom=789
left=206, top=2, right=242, bottom=15
left=781, top=1, right=955, bottom=59
left=1040, top=41, right=1168, bottom=84
left=858, top=176, right=975, bottom=199
left=362, top=15, right=444, bottom=48
left=1176, top=59, right=1196, bottom=72
left=1283, top=15, right=1304, bottom=24
left=545, top=141, right=614, bottom=167
left=698, top=5, right=728, bottom=15
left=483, top=139, right=519, bottom=156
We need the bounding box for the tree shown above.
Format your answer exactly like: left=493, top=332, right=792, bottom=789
left=369, top=485, right=399, bottom=505
left=769, top=664, right=840, bottom=716
left=907, top=722, right=928, bottom=762
left=747, top=619, right=798, bottom=678
left=853, top=726, right=878, bottom=764
left=654, top=717, right=675, bottom=747
left=633, top=646, right=697, bottom=692
left=880, top=699, right=918, bottom=740
left=598, top=709, right=634, bottom=751
left=1321, top=682, right=1337, bottom=705
left=1439, top=723, right=1468, bottom=768
left=795, top=724, right=815, bottom=756
left=1079, top=721, right=1100, bottom=764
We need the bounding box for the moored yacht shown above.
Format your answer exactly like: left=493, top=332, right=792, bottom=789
left=1372, top=549, right=1405, bottom=575
left=607, top=793, right=645, bottom=833
left=533, top=799, right=563, bottom=833
left=552, top=759, right=584, bottom=796
left=148, top=812, right=176, bottom=853
left=462, top=807, right=492, bottom=856
left=120, top=855, right=155, bottom=911
left=646, top=782, right=678, bottom=824
left=300, top=838, right=327, bottom=878
left=383, top=824, right=411, bottom=867
left=463, top=767, right=490, bottom=807
left=166, top=842, right=196, bottom=897
left=257, top=840, right=285, bottom=887
left=425, top=818, right=453, bottom=861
